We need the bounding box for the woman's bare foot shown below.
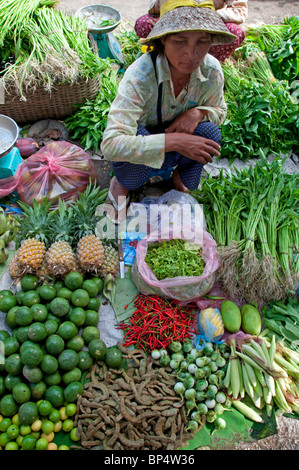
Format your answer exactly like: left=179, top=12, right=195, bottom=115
left=173, top=167, right=189, bottom=192
left=106, top=176, right=130, bottom=224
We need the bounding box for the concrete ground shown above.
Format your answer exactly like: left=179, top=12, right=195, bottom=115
left=54, top=0, right=299, bottom=450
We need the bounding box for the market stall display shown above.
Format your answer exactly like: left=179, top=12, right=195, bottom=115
left=0, top=4, right=298, bottom=452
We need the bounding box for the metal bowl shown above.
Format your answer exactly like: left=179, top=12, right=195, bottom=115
left=75, top=4, right=121, bottom=34
left=0, top=114, right=19, bottom=158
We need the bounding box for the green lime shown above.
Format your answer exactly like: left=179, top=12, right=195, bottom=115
left=82, top=279, right=99, bottom=297
left=44, top=319, right=59, bottom=336
left=4, top=374, right=21, bottom=392
left=81, top=326, right=100, bottom=344
left=29, top=381, right=47, bottom=400
left=53, top=280, right=64, bottom=290
left=13, top=382, right=31, bottom=404
left=21, top=343, right=43, bottom=367
left=48, top=409, right=61, bottom=423
left=64, top=272, right=84, bottom=291
left=5, top=306, right=19, bottom=328
left=62, top=367, right=82, bottom=385
left=44, top=371, right=62, bottom=387
left=42, top=419, right=54, bottom=434
left=88, top=338, right=107, bottom=361
left=45, top=385, right=64, bottom=408
left=5, top=440, right=19, bottom=450
left=5, top=353, right=22, bottom=376
left=30, top=303, right=48, bottom=322
left=86, top=297, right=100, bottom=311
left=77, top=350, right=93, bottom=371
left=0, top=289, right=14, bottom=298
left=71, top=289, right=90, bottom=308
left=19, top=340, right=37, bottom=355
left=35, top=437, right=49, bottom=450
left=105, top=347, right=123, bottom=368
left=4, top=336, right=19, bottom=356
left=63, top=382, right=83, bottom=403
left=19, top=424, right=31, bottom=436
left=0, top=329, right=10, bottom=342
left=0, top=294, right=17, bottom=312
left=15, top=290, right=25, bottom=305
left=0, top=394, right=18, bottom=416
left=15, top=305, right=33, bottom=326
left=22, top=365, right=43, bottom=384
left=22, top=290, right=41, bottom=307
left=38, top=284, right=56, bottom=302
left=18, top=401, right=39, bottom=426
left=57, top=321, right=78, bottom=340
left=84, top=309, right=99, bottom=326
left=40, top=354, right=58, bottom=375
left=90, top=276, right=104, bottom=293
left=27, top=322, right=48, bottom=343
left=21, top=274, right=39, bottom=292
left=58, top=349, right=78, bottom=371
left=65, top=403, right=77, bottom=417
left=56, top=287, right=73, bottom=301
left=0, top=417, right=12, bottom=432
left=66, top=335, right=84, bottom=352
left=69, top=307, right=86, bottom=327
left=49, top=297, right=70, bottom=317
left=7, top=423, right=20, bottom=440
left=45, top=334, right=65, bottom=356
left=0, top=432, right=10, bottom=447
left=21, top=433, right=36, bottom=450
left=62, top=418, right=74, bottom=432
left=38, top=400, right=53, bottom=417
left=15, top=326, right=29, bottom=343
left=70, top=427, right=80, bottom=442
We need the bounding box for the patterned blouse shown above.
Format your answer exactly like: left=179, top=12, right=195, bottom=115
left=101, top=52, right=226, bottom=168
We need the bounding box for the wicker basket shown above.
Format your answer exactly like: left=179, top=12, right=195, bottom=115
left=0, top=76, right=101, bottom=126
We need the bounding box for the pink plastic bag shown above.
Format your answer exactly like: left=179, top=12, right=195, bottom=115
left=0, top=141, right=98, bottom=206
left=131, top=227, right=220, bottom=302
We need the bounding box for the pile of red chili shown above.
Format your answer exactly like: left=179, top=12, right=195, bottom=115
left=118, top=294, right=197, bottom=353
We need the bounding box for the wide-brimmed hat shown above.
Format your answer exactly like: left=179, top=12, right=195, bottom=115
left=140, top=0, right=236, bottom=45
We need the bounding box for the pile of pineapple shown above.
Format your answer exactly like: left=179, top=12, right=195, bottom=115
left=9, top=183, right=119, bottom=284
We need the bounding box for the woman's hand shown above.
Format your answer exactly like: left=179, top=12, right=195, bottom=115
left=165, top=132, right=221, bottom=165
left=165, top=108, right=207, bottom=135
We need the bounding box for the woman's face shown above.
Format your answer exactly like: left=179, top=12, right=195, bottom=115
left=162, top=31, right=212, bottom=76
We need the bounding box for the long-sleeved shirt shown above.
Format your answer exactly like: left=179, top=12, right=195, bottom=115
left=101, top=52, right=226, bottom=169
left=148, top=0, right=248, bottom=24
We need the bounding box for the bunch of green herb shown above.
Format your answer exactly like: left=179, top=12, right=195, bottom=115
left=116, top=23, right=142, bottom=69
left=192, top=155, right=299, bottom=303
left=220, top=58, right=299, bottom=162
left=64, top=66, right=119, bottom=151
left=0, top=0, right=104, bottom=97
left=262, top=296, right=299, bottom=349
left=145, top=238, right=205, bottom=280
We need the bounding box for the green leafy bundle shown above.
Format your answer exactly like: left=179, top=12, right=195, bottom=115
left=262, top=296, right=299, bottom=349
left=64, top=67, right=119, bottom=152
left=192, top=155, right=299, bottom=304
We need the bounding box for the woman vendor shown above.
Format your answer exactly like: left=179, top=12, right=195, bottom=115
left=100, top=0, right=236, bottom=224
left=135, top=0, right=248, bottom=62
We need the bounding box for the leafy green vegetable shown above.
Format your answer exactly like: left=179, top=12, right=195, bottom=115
left=145, top=239, right=205, bottom=280
left=64, top=66, right=119, bottom=152
left=262, top=296, right=299, bottom=349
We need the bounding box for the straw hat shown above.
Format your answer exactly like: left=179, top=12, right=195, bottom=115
left=140, top=0, right=236, bottom=45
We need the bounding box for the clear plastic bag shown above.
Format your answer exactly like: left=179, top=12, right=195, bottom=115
left=0, top=141, right=98, bottom=206
left=131, top=226, right=220, bottom=303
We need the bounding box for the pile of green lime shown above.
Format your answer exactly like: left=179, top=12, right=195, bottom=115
left=0, top=272, right=106, bottom=450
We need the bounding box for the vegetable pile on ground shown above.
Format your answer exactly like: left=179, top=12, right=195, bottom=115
left=192, top=155, right=299, bottom=303
left=0, top=270, right=106, bottom=450
left=0, top=0, right=107, bottom=98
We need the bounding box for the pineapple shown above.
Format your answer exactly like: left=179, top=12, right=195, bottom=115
left=97, top=244, right=119, bottom=279
left=46, top=240, right=78, bottom=277
left=9, top=249, right=23, bottom=281
left=36, top=258, right=53, bottom=283
left=77, top=234, right=104, bottom=272
left=15, top=198, right=54, bottom=248
left=17, top=238, right=46, bottom=274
